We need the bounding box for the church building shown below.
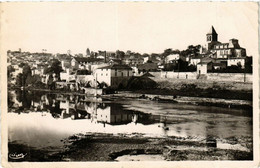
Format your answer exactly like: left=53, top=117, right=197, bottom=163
left=206, top=26, right=247, bottom=59
left=196, top=26, right=248, bottom=74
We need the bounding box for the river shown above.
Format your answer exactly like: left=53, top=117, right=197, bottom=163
left=7, top=89, right=253, bottom=161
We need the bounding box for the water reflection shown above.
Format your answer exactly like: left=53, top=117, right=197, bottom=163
left=8, top=90, right=163, bottom=127
left=8, top=89, right=252, bottom=149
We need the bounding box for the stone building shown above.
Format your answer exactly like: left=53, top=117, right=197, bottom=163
left=95, top=64, right=133, bottom=89
left=196, top=26, right=248, bottom=72
left=206, top=26, right=246, bottom=59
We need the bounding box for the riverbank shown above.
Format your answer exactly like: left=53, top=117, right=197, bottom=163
left=8, top=133, right=253, bottom=161
left=146, top=77, right=252, bottom=100
left=103, top=91, right=252, bottom=110
left=9, top=86, right=252, bottom=110
left=9, top=77, right=252, bottom=101
left=60, top=134, right=253, bottom=161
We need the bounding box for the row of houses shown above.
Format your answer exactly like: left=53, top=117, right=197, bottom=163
left=59, top=63, right=133, bottom=90
left=7, top=26, right=252, bottom=88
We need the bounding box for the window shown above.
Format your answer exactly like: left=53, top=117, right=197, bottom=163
left=127, top=70, right=129, bottom=76
left=207, top=36, right=211, bottom=41
left=115, top=69, right=117, bottom=76
left=101, top=73, right=103, bottom=76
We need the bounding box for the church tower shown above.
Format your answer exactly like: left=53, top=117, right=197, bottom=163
left=206, top=26, right=218, bottom=50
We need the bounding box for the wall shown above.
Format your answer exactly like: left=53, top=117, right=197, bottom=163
left=227, top=58, right=245, bottom=68
left=96, top=69, right=111, bottom=86
left=111, top=77, right=131, bottom=88
left=190, top=58, right=201, bottom=65
left=159, top=71, right=252, bottom=82
left=207, top=73, right=252, bottom=82
left=197, top=64, right=207, bottom=74
left=160, top=72, right=197, bottom=79
left=111, top=69, right=133, bottom=77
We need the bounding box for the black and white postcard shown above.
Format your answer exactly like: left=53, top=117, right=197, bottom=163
left=1, top=2, right=259, bottom=168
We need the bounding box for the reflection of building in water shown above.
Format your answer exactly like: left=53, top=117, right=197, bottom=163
left=59, top=98, right=90, bottom=120
left=92, top=103, right=133, bottom=125
left=9, top=90, right=48, bottom=112
left=57, top=95, right=163, bottom=126
left=9, top=91, right=165, bottom=127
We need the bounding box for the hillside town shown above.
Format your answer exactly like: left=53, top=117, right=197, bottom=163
left=4, top=0, right=258, bottom=163
left=7, top=26, right=252, bottom=94
left=6, top=17, right=255, bottom=164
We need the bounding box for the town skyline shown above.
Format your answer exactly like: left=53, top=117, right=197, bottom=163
left=1, top=2, right=258, bottom=57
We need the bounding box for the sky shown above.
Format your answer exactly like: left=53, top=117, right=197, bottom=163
left=1, top=2, right=258, bottom=56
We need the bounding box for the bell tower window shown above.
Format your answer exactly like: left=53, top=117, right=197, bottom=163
left=207, top=35, right=212, bottom=42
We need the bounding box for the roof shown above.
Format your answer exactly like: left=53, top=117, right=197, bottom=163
left=141, top=72, right=155, bottom=77
left=207, top=26, right=218, bottom=35
left=137, top=63, right=158, bottom=70
left=212, top=62, right=226, bottom=66
left=76, top=69, right=91, bottom=75
left=191, top=56, right=202, bottom=59
left=109, top=59, right=121, bottom=63
left=74, top=57, right=104, bottom=63
left=197, top=61, right=212, bottom=65
left=97, top=64, right=132, bottom=70
left=215, top=43, right=229, bottom=46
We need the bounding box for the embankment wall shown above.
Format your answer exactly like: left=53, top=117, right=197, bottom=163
left=153, top=72, right=252, bottom=82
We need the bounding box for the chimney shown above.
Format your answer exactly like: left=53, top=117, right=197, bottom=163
left=104, top=51, right=107, bottom=63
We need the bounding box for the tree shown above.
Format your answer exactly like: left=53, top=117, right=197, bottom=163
left=142, top=53, right=150, bottom=58
left=15, top=63, right=32, bottom=87
left=7, top=65, right=15, bottom=79
left=116, top=50, right=125, bottom=59
left=172, top=49, right=180, bottom=54
left=44, top=59, right=63, bottom=79
left=90, top=51, right=96, bottom=58
left=245, top=57, right=252, bottom=73
left=126, top=50, right=132, bottom=56
left=151, top=53, right=159, bottom=60
left=25, top=74, right=42, bottom=86
left=133, top=52, right=141, bottom=58
left=86, top=48, right=91, bottom=56
left=161, top=48, right=174, bottom=64
left=22, top=64, right=32, bottom=86
left=16, top=73, right=23, bottom=86
left=187, top=64, right=197, bottom=72
left=163, top=63, right=176, bottom=71
left=174, top=59, right=189, bottom=72
left=162, top=48, right=173, bottom=58
left=181, top=45, right=201, bottom=57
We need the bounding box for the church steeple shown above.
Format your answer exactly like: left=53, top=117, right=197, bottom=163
left=206, top=26, right=218, bottom=42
